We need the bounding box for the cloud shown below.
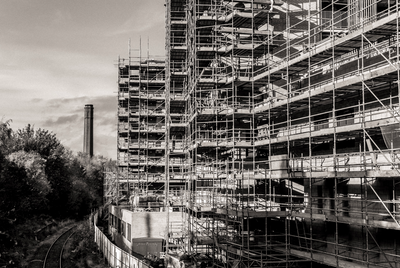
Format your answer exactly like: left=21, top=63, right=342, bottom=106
left=95, top=133, right=117, bottom=159
left=0, top=47, right=117, bottom=105
left=106, top=2, right=165, bottom=37
left=36, top=95, right=116, bottom=112
left=4, top=95, right=118, bottom=159
left=43, top=114, right=79, bottom=127
left=0, top=0, right=166, bottom=160
left=52, top=9, right=72, bottom=24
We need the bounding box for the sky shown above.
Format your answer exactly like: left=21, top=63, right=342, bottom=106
left=0, top=0, right=166, bottom=160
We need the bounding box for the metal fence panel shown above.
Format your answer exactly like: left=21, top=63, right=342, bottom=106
left=94, top=224, right=150, bottom=268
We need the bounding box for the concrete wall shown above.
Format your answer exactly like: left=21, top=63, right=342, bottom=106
left=129, top=211, right=182, bottom=239
left=109, top=205, right=182, bottom=255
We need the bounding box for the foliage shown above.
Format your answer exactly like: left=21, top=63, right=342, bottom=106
left=7, top=150, right=51, bottom=196
left=0, top=156, right=32, bottom=221
left=67, top=221, right=108, bottom=268
left=0, top=120, right=116, bottom=266
left=13, top=124, right=62, bottom=159
left=10, top=125, right=72, bottom=217
left=0, top=119, right=14, bottom=154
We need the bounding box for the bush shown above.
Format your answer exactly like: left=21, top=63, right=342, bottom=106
left=67, top=221, right=106, bottom=268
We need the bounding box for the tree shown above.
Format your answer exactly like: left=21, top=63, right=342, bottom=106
left=0, top=121, right=118, bottom=266
left=0, top=119, right=14, bottom=155
left=13, top=125, right=72, bottom=218
left=0, top=122, right=116, bottom=220
left=67, top=153, right=116, bottom=217
left=45, top=148, right=72, bottom=218
left=13, top=124, right=62, bottom=158
left=67, top=180, right=93, bottom=219
left=7, top=151, right=51, bottom=196
left=0, top=156, right=50, bottom=226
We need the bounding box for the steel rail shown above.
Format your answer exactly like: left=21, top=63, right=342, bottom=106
left=43, top=225, right=76, bottom=268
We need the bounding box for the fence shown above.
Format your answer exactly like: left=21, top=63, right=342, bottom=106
left=94, top=223, right=151, bottom=268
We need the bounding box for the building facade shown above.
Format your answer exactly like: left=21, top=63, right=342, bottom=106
left=116, top=53, right=186, bottom=208
left=113, top=1, right=400, bottom=267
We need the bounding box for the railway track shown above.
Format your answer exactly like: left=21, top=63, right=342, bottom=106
left=42, top=225, right=76, bottom=268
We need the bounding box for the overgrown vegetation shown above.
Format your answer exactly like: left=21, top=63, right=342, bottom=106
left=63, top=221, right=108, bottom=268
left=0, top=120, right=115, bottom=267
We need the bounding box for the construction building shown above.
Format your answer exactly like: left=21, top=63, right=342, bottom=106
left=116, top=51, right=186, bottom=208
left=110, top=0, right=400, bottom=267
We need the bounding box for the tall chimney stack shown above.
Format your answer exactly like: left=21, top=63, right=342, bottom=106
left=84, top=104, right=94, bottom=157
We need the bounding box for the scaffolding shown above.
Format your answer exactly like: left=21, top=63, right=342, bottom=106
left=163, top=0, right=400, bottom=267
left=117, top=42, right=187, bottom=211
left=104, top=167, right=118, bottom=205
